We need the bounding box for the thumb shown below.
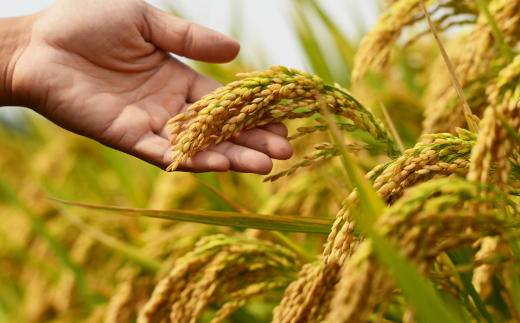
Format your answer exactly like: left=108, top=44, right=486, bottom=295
left=143, top=3, right=240, bottom=63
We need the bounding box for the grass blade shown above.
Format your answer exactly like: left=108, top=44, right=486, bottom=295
left=497, top=112, right=520, bottom=146
left=292, top=4, right=334, bottom=84
left=193, top=175, right=249, bottom=213
left=49, top=198, right=343, bottom=234
left=305, top=0, right=356, bottom=83
left=508, top=268, right=520, bottom=320
left=379, top=98, right=405, bottom=154
left=448, top=249, right=495, bottom=323
left=475, top=0, right=514, bottom=64
left=318, top=94, right=384, bottom=220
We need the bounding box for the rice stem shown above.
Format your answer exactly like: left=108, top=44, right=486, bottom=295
left=378, top=98, right=405, bottom=155
left=419, top=0, right=479, bottom=134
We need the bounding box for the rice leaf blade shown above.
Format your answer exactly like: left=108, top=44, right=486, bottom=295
left=354, top=208, right=459, bottom=323
left=306, top=0, right=355, bottom=71
left=508, top=269, right=520, bottom=319
left=448, top=249, right=495, bottom=323
left=320, top=100, right=384, bottom=220
left=49, top=198, right=341, bottom=234
left=192, top=175, right=316, bottom=262
left=475, top=0, right=514, bottom=63
left=497, top=112, right=520, bottom=146
left=292, top=4, right=334, bottom=83
left=418, top=0, right=479, bottom=134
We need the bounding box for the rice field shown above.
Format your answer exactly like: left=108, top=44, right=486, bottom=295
left=2, top=0, right=520, bottom=322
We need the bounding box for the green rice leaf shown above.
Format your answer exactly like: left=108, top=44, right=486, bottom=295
left=192, top=175, right=316, bottom=263
left=292, top=4, right=334, bottom=84
left=448, top=248, right=495, bottom=323
left=49, top=198, right=345, bottom=234
left=497, top=112, right=520, bottom=146
left=508, top=268, right=520, bottom=319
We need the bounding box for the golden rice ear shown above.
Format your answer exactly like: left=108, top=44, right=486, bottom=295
left=352, top=0, right=479, bottom=83
left=273, top=261, right=342, bottom=323
left=327, top=243, right=383, bottom=323
left=468, top=55, right=520, bottom=193
left=138, top=235, right=301, bottom=323
left=165, top=67, right=400, bottom=172
left=323, top=130, right=476, bottom=264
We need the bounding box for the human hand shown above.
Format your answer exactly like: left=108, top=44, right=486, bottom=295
left=4, top=0, right=292, bottom=174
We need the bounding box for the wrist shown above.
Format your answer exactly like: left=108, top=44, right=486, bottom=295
left=0, top=15, right=35, bottom=107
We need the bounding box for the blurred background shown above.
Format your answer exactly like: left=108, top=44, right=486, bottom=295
left=0, top=0, right=434, bottom=322
left=1, top=0, right=380, bottom=70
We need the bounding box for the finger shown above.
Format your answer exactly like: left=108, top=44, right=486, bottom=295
left=176, top=151, right=230, bottom=173
left=144, top=4, right=240, bottom=63
left=129, top=132, right=230, bottom=172
left=207, top=141, right=273, bottom=174
left=257, top=122, right=289, bottom=138
left=228, top=128, right=293, bottom=160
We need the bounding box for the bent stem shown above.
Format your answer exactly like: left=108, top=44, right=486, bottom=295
left=419, top=0, right=479, bottom=134
left=379, top=98, right=405, bottom=154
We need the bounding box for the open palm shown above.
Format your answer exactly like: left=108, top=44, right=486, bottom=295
left=11, top=0, right=292, bottom=173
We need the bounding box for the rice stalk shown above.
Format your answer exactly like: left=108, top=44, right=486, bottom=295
left=263, top=141, right=384, bottom=183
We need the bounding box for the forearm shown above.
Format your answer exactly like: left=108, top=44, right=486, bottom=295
left=0, top=16, right=34, bottom=107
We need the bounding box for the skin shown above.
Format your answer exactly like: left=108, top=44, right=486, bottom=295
left=0, top=0, right=293, bottom=174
